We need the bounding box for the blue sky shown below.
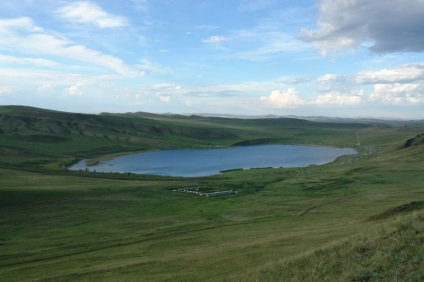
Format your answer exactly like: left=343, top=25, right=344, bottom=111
left=1, top=0, right=424, bottom=118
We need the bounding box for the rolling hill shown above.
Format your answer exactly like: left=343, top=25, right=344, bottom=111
left=0, top=105, right=423, bottom=281
left=0, top=105, right=370, bottom=166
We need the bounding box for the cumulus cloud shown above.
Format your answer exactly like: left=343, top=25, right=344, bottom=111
left=311, top=63, right=424, bottom=106
left=302, top=0, right=424, bottom=55
left=370, top=83, right=424, bottom=104
left=314, top=91, right=363, bottom=105
left=260, top=88, right=304, bottom=108
left=317, top=74, right=338, bottom=82
left=65, top=82, right=86, bottom=96
left=261, top=88, right=364, bottom=108
left=202, top=36, right=227, bottom=44
left=57, top=1, right=127, bottom=28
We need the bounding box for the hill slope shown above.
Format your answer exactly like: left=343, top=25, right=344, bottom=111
left=0, top=105, right=372, bottom=166
left=258, top=209, right=424, bottom=281
left=0, top=106, right=241, bottom=162
left=0, top=105, right=423, bottom=281
left=402, top=132, right=424, bottom=148
left=0, top=105, right=237, bottom=145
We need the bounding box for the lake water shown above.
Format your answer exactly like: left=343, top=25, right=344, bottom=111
left=69, top=145, right=356, bottom=177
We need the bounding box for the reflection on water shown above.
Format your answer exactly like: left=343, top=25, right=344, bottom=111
left=69, top=145, right=356, bottom=177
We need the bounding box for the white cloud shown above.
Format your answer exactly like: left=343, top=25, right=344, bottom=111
left=57, top=1, right=127, bottom=28
left=317, top=74, right=338, bottom=82
left=370, top=83, right=424, bottom=104
left=0, top=17, right=42, bottom=33
left=356, top=63, right=424, bottom=84
left=261, top=88, right=364, bottom=108
left=202, top=36, right=227, bottom=44
left=314, top=73, right=357, bottom=95
left=196, top=25, right=219, bottom=30
left=184, top=99, right=193, bottom=107
left=0, top=67, right=121, bottom=85
left=159, top=96, right=171, bottom=103
left=134, top=84, right=184, bottom=104
left=0, top=17, right=139, bottom=76
left=260, top=88, right=304, bottom=108
left=37, top=83, right=56, bottom=94
left=302, top=0, right=424, bottom=54
left=135, top=59, right=172, bottom=76
left=0, top=54, right=58, bottom=67
left=151, top=84, right=183, bottom=92
left=0, top=86, right=12, bottom=95
left=314, top=91, right=363, bottom=105
left=65, top=82, right=86, bottom=96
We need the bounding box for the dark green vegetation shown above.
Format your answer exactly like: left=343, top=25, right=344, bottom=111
left=0, top=105, right=423, bottom=281
left=401, top=132, right=424, bottom=149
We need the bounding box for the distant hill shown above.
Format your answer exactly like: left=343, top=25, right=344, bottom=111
left=191, top=113, right=424, bottom=124
left=0, top=105, right=239, bottom=159
left=0, top=106, right=236, bottom=141
left=0, top=105, right=372, bottom=162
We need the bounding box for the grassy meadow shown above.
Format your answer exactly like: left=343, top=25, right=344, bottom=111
left=0, top=106, right=423, bottom=281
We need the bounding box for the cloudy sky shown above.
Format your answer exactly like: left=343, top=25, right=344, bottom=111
left=1, top=0, right=424, bottom=118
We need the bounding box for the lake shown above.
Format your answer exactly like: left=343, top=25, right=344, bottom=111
left=69, top=145, right=356, bottom=177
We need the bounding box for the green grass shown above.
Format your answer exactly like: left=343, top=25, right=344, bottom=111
left=257, top=210, right=424, bottom=281
left=0, top=106, right=423, bottom=281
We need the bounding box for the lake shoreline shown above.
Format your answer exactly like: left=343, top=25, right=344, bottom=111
left=69, top=144, right=357, bottom=177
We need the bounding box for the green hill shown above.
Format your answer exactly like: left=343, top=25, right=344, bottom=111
left=258, top=209, right=424, bottom=281
left=0, top=105, right=237, bottom=149
left=0, top=105, right=372, bottom=169
left=0, top=105, right=423, bottom=281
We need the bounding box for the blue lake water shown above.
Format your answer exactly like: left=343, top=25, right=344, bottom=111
left=69, top=145, right=356, bottom=177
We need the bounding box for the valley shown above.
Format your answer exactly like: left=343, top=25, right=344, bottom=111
left=0, top=106, right=423, bottom=281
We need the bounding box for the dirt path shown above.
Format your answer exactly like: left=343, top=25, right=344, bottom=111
left=355, top=131, right=361, bottom=146
left=298, top=197, right=345, bottom=217
left=299, top=184, right=354, bottom=217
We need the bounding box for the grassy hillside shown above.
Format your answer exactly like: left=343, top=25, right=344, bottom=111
left=401, top=132, right=424, bottom=148
left=0, top=106, right=423, bottom=281
left=0, top=106, right=237, bottom=157
left=258, top=209, right=424, bottom=281
left=0, top=105, right=372, bottom=170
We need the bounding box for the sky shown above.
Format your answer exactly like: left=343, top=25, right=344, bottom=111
left=1, top=0, right=424, bottom=119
